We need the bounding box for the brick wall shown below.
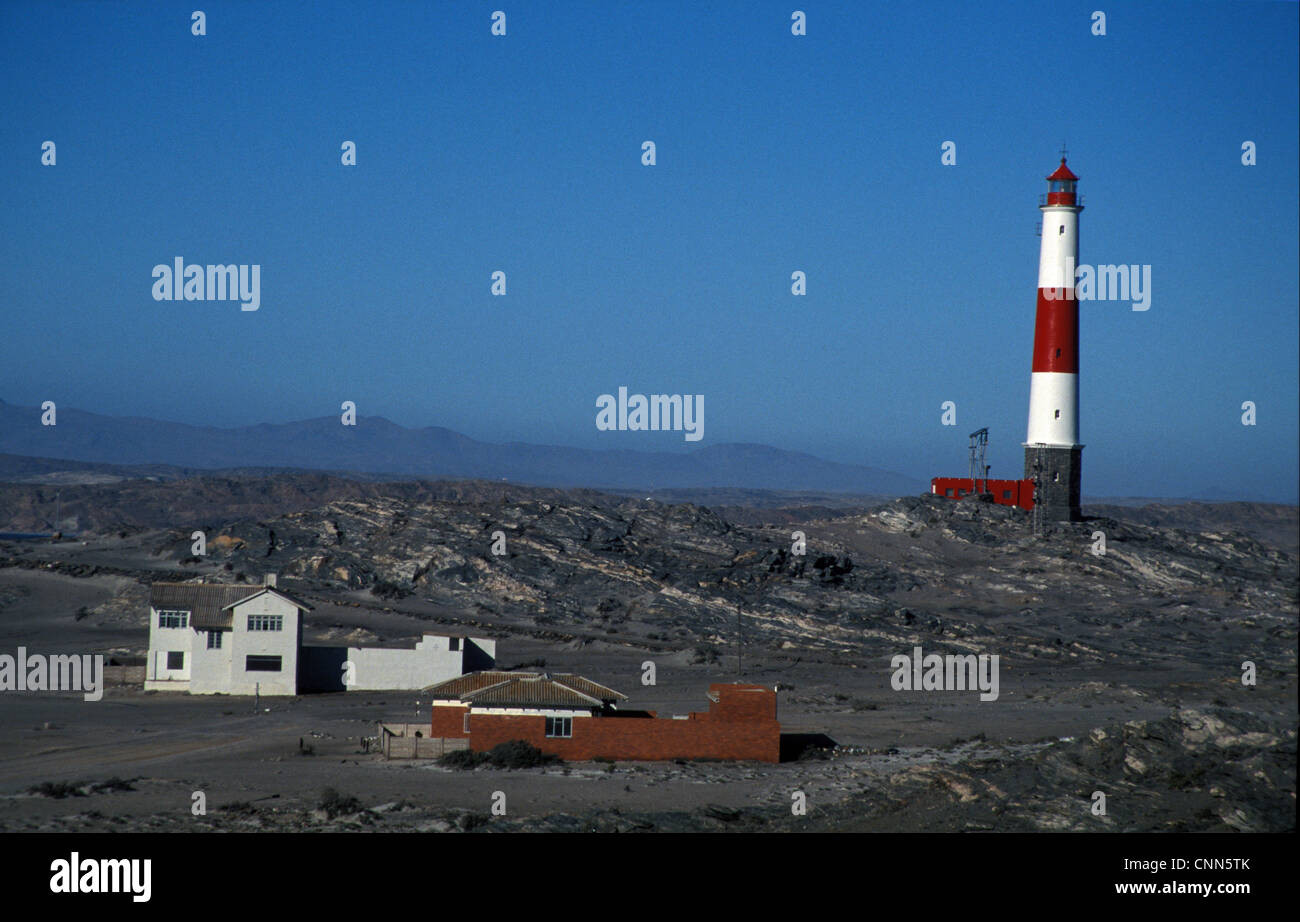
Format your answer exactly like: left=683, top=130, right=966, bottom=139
left=431, top=704, right=470, bottom=738
left=708, top=683, right=777, bottom=721
left=439, top=683, right=780, bottom=763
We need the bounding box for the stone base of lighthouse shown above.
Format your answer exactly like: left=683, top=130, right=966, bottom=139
left=1023, top=445, right=1082, bottom=522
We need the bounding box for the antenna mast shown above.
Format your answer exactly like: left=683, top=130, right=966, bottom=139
left=968, top=428, right=989, bottom=495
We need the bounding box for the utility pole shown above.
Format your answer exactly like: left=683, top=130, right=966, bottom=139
left=736, top=606, right=742, bottom=678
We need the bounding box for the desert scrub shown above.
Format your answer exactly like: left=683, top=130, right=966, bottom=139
left=317, top=787, right=363, bottom=818
left=370, top=579, right=411, bottom=600
left=438, top=740, right=562, bottom=770
left=28, top=780, right=87, bottom=799
left=439, top=748, right=488, bottom=769
left=691, top=644, right=720, bottom=665
left=90, top=777, right=135, bottom=793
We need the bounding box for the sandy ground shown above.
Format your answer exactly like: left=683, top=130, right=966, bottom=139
left=0, top=494, right=1293, bottom=832
left=0, top=568, right=1245, bottom=831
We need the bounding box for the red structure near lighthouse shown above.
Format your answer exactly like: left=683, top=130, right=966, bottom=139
left=1024, top=154, right=1084, bottom=521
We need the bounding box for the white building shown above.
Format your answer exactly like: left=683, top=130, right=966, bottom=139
left=145, top=576, right=310, bottom=694
left=337, top=635, right=495, bottom=691
left=144, top=576, right=495, bottom=695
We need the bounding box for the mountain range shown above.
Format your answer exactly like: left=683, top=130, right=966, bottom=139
left=0, top=399, right=925, bottom=495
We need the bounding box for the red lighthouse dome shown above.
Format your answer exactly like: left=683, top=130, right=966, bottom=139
left=1045, top=158, right=1079, bottom=206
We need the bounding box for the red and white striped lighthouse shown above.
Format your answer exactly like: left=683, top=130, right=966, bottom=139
left=1024, top=153, right=1083, bottom=521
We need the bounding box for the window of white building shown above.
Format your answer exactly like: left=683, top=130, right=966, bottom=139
left=158, top=610, right=190, bottom=628
left=247, top=615, right=283, bottom=631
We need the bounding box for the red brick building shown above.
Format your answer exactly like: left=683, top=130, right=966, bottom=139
left=427, top=671, right=780, bottom=763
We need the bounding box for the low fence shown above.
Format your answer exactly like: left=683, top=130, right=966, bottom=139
left=379, top=723, right=468, bottom=760
left=104, top=665, right=145, bottom=686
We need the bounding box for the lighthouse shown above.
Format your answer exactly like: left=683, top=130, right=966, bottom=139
left=1024, top=153, right=1083, bottom=521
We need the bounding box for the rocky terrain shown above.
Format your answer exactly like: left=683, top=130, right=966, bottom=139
left=0, top=476, right=1294, bottom=833
left=3, top=704, right=1288, bottom=834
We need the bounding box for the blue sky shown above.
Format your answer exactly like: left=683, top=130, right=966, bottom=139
left=2, top=1, right=1296, bottom=500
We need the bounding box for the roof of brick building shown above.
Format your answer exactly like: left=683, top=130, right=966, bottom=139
left=425, top=671, right=628, bottom=709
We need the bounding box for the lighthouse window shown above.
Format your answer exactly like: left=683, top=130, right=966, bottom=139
left=1055, top=409, right=1060, bottom=418
left=1058, top=225, right=1065, bottom=235
left=1055, top=348, right=1061, bottom=357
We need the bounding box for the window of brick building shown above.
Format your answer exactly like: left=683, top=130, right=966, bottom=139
left=545, top=716, right=572, bottom=738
